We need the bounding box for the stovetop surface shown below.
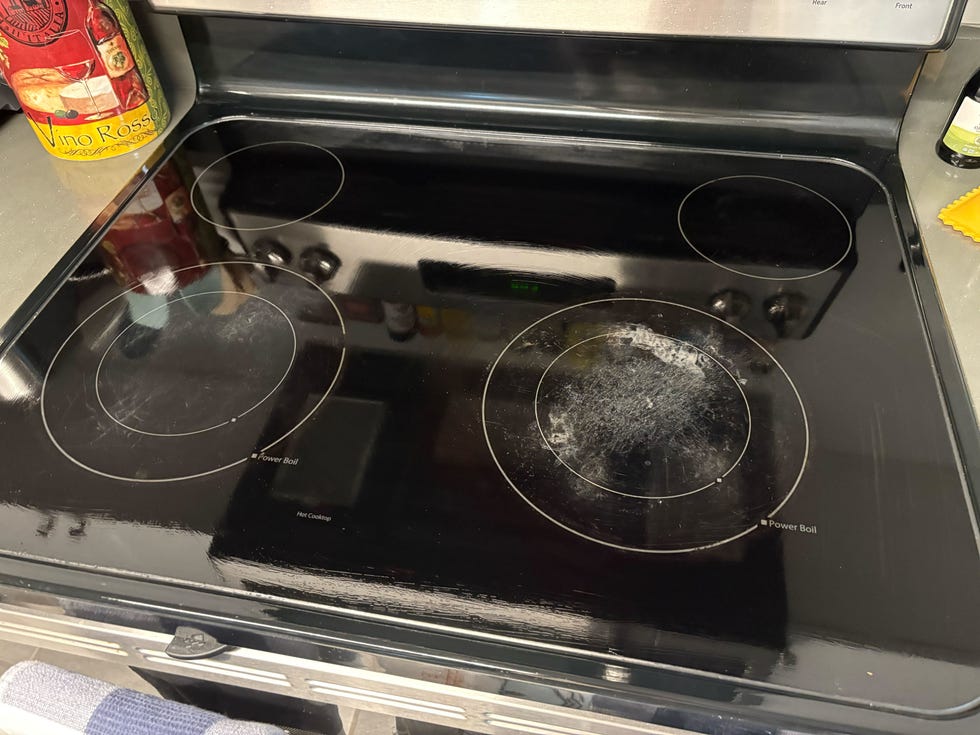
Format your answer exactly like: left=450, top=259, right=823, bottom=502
left=0, top=118, right=978, bottom=716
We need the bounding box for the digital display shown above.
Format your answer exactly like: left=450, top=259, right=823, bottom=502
left=420, top=260, right=614, bottom=302
left=509, top=279, right=541, bottom=295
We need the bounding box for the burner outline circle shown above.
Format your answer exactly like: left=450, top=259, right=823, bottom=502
left=190, top=141, right=346, bottom=232
left=482, top=297, right=809, bottom=554
left=677, top=175, right=853, bottom=282
left=41, top=261, right=346, bottom=483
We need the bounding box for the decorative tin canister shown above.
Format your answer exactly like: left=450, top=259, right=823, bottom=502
left=0, top=0, right=169, bottom=160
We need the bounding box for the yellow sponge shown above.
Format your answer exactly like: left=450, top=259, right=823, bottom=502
left=939, top=185, right=980, bottom=243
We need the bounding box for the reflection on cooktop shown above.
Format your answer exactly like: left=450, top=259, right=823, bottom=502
left=97, top=291, right=296, bottom=437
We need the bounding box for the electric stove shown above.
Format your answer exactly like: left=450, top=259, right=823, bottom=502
left=0, top=115, right=977, bottom=733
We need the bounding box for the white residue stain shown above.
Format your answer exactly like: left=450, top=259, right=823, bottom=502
left=540, top=324, right=745, bottom=495
left=615, top=324, right=708, bottom=376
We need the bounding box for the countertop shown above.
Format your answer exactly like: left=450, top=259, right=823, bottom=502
left=0, top=10, right=195, bottom=340
left=1, top=14, right=980, bottom=422
left=900, top=24, right=980, bottom=419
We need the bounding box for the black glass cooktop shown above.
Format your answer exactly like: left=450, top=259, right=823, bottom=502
left=0, top=118, right=978, bottom=717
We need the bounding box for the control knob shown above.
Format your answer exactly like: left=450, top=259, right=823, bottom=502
left=252, top=238, right=292, bottom=268
left=300, top=246, right=341, bottom=282
left=708, top=289, right=750, bottom=322
left=764, top=293, right=806, bottom=337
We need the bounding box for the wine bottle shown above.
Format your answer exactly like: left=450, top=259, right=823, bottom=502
left=86, top=0, right=148, bottom=111
left=937, top=69, right=980, bottom=169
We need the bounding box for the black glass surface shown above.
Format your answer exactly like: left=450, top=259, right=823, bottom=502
left=0, top=119, right=977, bottom=718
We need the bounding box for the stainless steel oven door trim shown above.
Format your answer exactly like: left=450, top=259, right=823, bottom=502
left=0, top=601, right=706, bottom=735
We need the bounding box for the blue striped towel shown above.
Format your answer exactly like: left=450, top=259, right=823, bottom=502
left=0, top=661, right=286, bottom=735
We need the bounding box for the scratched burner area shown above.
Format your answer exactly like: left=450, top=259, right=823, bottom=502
left=483, top=298, right=808, bottom=553
left=40, top=261, right=346, bottom=483
left=536, top=325, right=751, bottom=499
left=96, top=291, right=296, bottom=437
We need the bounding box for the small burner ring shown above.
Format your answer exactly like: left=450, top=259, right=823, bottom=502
left=678, top=175, right=853, bottom=281
left=190, top=141, right=346, bottom=232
